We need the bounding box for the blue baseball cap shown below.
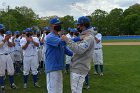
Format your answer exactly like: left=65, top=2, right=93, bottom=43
left=14, top=31, right=20, bottom=35
left=25, top=28, right=32, bottom=32
left=6, top=30, right=12, bottom=35
left=50, top=17, right=63, bottom=24
left=22, top=30, right=26, bottom=33
left=68, top=27, right=72, bottom=31
left=0, top=24, right=5, bottom=30
left=44, top=26, right=50, bottom=31
left=76, top=16, right=90, bottom=25
left=36, top=29, right=40, bottom=34
left=70, top=28, right=78, bottom=33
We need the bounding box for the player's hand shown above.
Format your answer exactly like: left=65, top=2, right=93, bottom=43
left=13, top=34, right=16, bottom=39
left=4, top=35, right=10, bottom=41
left=43, top=31, right=46, bottom=37
left=61, top=35, right=68, bottom=41
left=26, top=37, right=30, bottom=43
left=80, top=35, right=88, bottom=40
left=30, top=37, right=33, bottom=42
left=3, top=36, right=8, bottom=42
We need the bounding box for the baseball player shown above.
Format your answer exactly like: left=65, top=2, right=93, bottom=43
left=93, top=27, right=103, bottom=76
left=0, top=25, right=17, bottom=93
left=34, top=30, right=42, bottom=72
left=40, top=26, right=50, bottom=68
left=61, top=16, right=95, bottom=93
left=45, top=17, right=73, bottom=93
left=12, top=31, right=22, bottom=74
left=65, top=28, right=74, bottom=74
left=20, top=28, right=40, bottom=88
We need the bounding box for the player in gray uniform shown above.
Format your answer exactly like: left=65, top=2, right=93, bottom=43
left=0, top=25, right=17, bottom=93
left=93, top=27, right=104, bottom=76
left=20, top=28, right=40, bottom=88
left=61, top=16, right=95, bottom=93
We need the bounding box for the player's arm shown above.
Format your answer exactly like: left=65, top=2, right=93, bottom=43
left=12, top=36, right=16, bottom=46
left=94, top=36, right=100, bottom=43
left=21, top=38, right=30, bottom=50
left=0, top=37, right=7, bottom=48
left=40, top=32, right=45, bottom=43
left=6, top=36, right=13, bottom=47
left=7, top=39, right=13, bottom=47
left=0, top=41, right=5, bottom=48
left=64, top=46, right=73, bottom=56
left=61, top=35, right=91, bottom=54
left=47, top=36, right=62, bottom=47
left=31, top=37, right=39, bottom=47
left=22, top=42, right=29, bottom=50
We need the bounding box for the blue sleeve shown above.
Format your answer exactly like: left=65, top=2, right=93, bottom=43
left=65, top=46, right=73, bottom=56
left=40, top=42, right=44, bottom=45
left=59, top=40, right=66, bottom=46
left=72, top=37, right=81, bottom=42
left=46, top=36, right=61, bottom=47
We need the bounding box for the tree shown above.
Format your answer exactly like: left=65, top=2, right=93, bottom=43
left=91, top=9, right=108, bottom=35
left=106, top=8, right=123, bottom=35
left=122, top=3, right=140, bottom=35
left=60, top=15, right=75, bottom=30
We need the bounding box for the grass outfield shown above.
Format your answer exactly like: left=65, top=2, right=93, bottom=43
left=4, top=45, right=140, bottom=93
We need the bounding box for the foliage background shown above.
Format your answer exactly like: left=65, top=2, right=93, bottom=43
left=0, top=4, right=140, bottom=35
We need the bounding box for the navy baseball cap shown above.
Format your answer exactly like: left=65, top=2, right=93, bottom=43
left=76, top=16, right=90, bottom=25
left=0, top=24, right=5, bottom=30
left=6, top=30, right=12, bottom=35
left=50, top=17, right=63, bottom=25
left=14, top=31, right=20, bottom=35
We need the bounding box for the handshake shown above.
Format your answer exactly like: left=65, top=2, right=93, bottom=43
left=61, top=35, right=87, bottom=42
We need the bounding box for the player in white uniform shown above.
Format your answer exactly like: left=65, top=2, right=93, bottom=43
left=0, top=25, right=17, bottom=93
left=65, top=28, right=73, bottom=73
left=20, top=28, right=40, bottom=88
left=40, top=26, right=50, bottom=68
left=93, top=27, right=103, bottom=76
left=12, top=31, right=22, bottom=74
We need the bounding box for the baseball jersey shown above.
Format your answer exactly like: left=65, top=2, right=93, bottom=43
left=14, top=37, right=21, bottom=51
left=20, top=37, right=39, bottom=57
left=9, top=37, right=16, bottom=52
left=45, top=31, right=73, bottom=73
left=41, top=34, right=47, bottom=53
left=0, top=35, right=11, bottom=54
left=94, top=33, right=102, bottom=48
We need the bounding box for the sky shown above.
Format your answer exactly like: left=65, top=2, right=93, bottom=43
left=0, top=0, right=140, bottom=19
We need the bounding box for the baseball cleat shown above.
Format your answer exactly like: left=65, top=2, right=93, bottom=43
left=94, top=71, right=98, bottom=75
left=100, top=73, right=104, bottom=76
left=34, top=83, right=40, bottom=88
left=24, top=83, right=27, bottom=89
left=11, top=83, right=17, bottom=89
left=83, top=85, right=90, bottom=89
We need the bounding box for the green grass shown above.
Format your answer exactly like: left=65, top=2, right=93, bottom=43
left=4, top=45, right=140, bottom=93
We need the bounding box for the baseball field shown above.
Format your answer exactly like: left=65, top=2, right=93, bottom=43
left=4, top=40, right=140, bottom=93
